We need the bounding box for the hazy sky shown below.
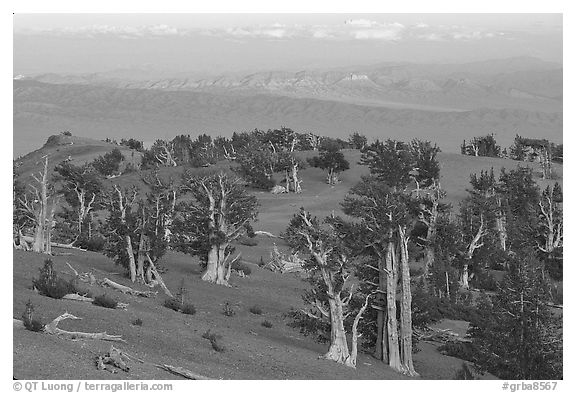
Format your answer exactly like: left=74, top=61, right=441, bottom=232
left=14, top=14, right=562, bottom=76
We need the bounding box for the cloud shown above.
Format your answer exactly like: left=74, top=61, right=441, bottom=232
left=224, top=25, right=297, bottom=39
left=16, top=21, right=502, bottom=43
left=19, top=24, right=188, bottom=38
left=348, top=22, right=405, bottom=41
left=344, top=19, right=380, bottom=28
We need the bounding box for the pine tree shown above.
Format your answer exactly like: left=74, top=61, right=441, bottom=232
left=469, top=253, right=562, bottom=380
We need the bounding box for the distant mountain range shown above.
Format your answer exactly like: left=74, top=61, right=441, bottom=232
left=13, top=57, right=562, bottom=157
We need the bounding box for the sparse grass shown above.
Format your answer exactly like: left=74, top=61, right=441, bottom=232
left=249, top=305, right=263, bottom=315
left=261, top=320, right=273, bottom=328
left=222, top=302, right=235, bottom=317
left=92, top=294, right=118, bottom=309
left=131, top=318, right=143, bottom=326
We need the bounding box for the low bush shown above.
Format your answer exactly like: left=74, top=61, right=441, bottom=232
left=164, top=297, right=196, bottom=315
left=181, top=303, right=197, bottom=315
left=22, top=300, right=44, bottom=332
left=202, top=329, right=222, bottom=342
left=471, top=270, right=499, bottom=292
left=93, top=294, right=118, bottom=309
left=232, top=261, right=252, bottom=276
left=261, top=320, right=273, bottom=328
left=202, top=329, right=225, bottom=352
left=164, top=298, right=182, bottom=312
left=454, top=363, right=477, bottom=380
left=222, top=302, right=235, bottom=317
left=77, top=236, right=106, bottom=252
left=131, top=318, right=143, bottom=326
left=33, top=259, right=75, bottom=299
left=249, top=305, right=263, bottom=315
left=210, top=339, right=226, bottom=352
left=438, top=341, right=478, bottom=363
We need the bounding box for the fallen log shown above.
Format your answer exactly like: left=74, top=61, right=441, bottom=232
left=66, top=263, right=97, bottom=285
left=254, top=230, right=282, bottom=239
left=21, top=236, right=87, bottom=252
left=13, top=319, right=25, bottom=330
left=63, top=293, right=93, bottom=302
left=97, top=345, right=130, bottom=372
left=100, top=278, right=156, bottom=298
left=157, top=364, right=210, bottom=380
left=43, top=312, right=126, bottom=342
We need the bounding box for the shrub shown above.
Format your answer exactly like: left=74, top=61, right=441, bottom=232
left=210, top=339, right=226, bottom=352
left=438, top=341, right=478, bottom=363
left=454, top=363, right=477, bottom=380
left=77, top=235, right=106, bottom=252
left=131, top=318, right=143, bottom=326
left=69, top=280, right=93, bottom=299
left=93, top=294, right=118, bottom=309
left=261, top=320, right=273, bottom=328
left=202, top=329, right=222, bottom=342
left=22, top=300, right=44, bottom=332
left=249, top=305, right=263, bottom=315
left=92, top=148, right=124, bottom=176
left=409, top=266, right=424, bottom=278
left=258, top=256, right=266, bottom=268
left=222, top=302, right=235, bottom=317
left=471, top=270, right=498, bottom=291
left=164, top=298, right=182, bottom=312
left=33, top=259, right=75, bottom=299
left=181, top=303, right=197, bottom=315
left=202, top=329, right=225, bottom=352
left=232, top=261, right=252, bottom=276
left=61, top=131, right=72, bottom=136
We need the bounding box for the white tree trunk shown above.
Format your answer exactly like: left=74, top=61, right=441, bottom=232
left=322, top=297, right=350, bottom=364
left=201, top=244, right=230, bottom=286
left=398, top=227, right=418, bottom=376
left=386, top=241, right=403, bottom=373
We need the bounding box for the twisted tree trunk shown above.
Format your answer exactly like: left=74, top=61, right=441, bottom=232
left=398, top=226, right=418, bottom=376
left=322, top=297, right=350, bottom=363
left=386, top=241, right=403, bottom=373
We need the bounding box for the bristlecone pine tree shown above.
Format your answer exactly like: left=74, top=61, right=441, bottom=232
left=16, top=156, right=61, bottom=254
left=468, top=252, right=562, bottom=379
left=284, top=208, right=370, bottom=368
left=174, top=171, right=258, bottom=286
left=103, top=185, right=139, bottom=281
left=307, top=142, right=350, bottom=186
left=342, top=177, right=418, bottom=376
left=53, top=161, right=103, bottom=242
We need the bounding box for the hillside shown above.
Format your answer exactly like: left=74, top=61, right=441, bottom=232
left=14, top=134, right=142, bottom=180
left=13, top=135, right=561, bottom=380
left=13, top=79, right=562, bottom=158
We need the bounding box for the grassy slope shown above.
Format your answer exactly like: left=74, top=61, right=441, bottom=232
left=13, top=143, right=561, bottom=380
left=15, top=134, right=142, bottom=181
